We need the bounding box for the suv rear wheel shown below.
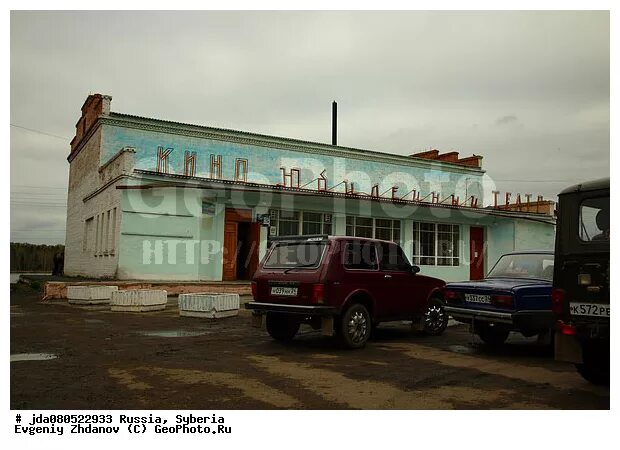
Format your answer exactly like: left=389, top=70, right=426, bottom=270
left=339, top=303, right=371, bottom=349
left=266, top=313, right=300, bottom=342
left=423, top=297, right=448, bottom=336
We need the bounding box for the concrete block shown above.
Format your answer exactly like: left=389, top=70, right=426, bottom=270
left=178, top=293, right=240, bottom=318
left=67, top=285, right=119, bottom=305
left=110, top=289, right=167, bottom=312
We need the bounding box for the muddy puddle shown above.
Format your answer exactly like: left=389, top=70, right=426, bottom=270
left=446, top=344, right=478, bottom=355
left=11, top=353, right=58, bottom=362
left=137, top=330, right=211, bottom=338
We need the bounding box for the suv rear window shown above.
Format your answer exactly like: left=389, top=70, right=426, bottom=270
left=264, top=242, right=327, bottom=268
left=343, top=242, right=378, bottom=270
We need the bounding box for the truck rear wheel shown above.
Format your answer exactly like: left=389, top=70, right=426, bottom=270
left=266, top=313, right=300, bottom=342
left=339, top=303, right=371, bottom=349
left=576, top=341, right=610, bottom=385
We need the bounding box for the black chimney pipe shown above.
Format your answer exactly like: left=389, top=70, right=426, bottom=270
left=332, top=101, right=337, bottom=146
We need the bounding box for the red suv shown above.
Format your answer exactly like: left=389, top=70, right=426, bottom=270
left=245, top=235, right=447, bottom=348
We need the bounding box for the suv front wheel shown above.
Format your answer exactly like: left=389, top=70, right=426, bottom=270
left=339, top=303, right=371, bottom=349
left=266, top=313, right=300, bottom=342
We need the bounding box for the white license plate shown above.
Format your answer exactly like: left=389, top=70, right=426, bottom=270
left=570, top=302, right=610, bottom=317
left=465, top=293, right=491, bottom=304
left=270, top=287, right=298, bottom=297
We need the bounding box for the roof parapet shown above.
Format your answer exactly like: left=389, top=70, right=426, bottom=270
left=410, top=149, right=483, bottom=168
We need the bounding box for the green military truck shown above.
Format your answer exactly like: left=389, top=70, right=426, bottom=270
left=552, top=178, right=609, bottom=385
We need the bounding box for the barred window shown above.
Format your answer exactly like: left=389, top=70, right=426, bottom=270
left=345, top=216, right=401, bottom=243
left=413, top=222, right=460, bottom=266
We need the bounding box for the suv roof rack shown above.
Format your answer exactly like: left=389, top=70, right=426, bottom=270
left=269, top=234, right=330, bottom=243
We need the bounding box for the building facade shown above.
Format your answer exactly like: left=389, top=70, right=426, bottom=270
left=64, top=94, right=556, bottom=282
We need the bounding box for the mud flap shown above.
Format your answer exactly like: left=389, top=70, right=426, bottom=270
left=554, top=331, right=583, bottom=363
left=251, top=313, right=263, bottom=328
left=321, top=316, right=335, bottom=336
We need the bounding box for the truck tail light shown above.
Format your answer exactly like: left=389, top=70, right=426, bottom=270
left=251, top=281, right=257, bottom=299
left=443, top=290, right=461, bottom=302
left=491, top=294, right=513, bottom=307
left=551, top=288, right=565, bottom=314
left=312, top=284, right=325, bottom=304
left=556, top=320, right=577, bottom=336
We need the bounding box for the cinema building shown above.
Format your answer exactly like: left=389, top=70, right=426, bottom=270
left=64, top=94, right=555, bottom=282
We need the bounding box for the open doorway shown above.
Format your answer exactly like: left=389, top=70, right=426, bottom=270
left=236, top=222, right=253, bottom=280
left=222, top=208, right=260, bottom=281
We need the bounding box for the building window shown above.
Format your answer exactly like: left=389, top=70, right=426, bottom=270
left=84, top=217, right=93, bottom=252
left=110, top=208, right=117, bottom=254
left=104, top=210, right=110, bottom=254
left=277, top=210, right=301, bottom=236
left=412, top=222, right=460, bottom=266
left=346, top=216, right=401, bottom=243
left=269, top=210, right=332, bottom=236
left=95, top=214, right=100, bottom=255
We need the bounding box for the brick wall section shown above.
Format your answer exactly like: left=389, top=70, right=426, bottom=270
left=69, top=94, right=111, bottom=156
left=64, top=94, right=134, bottom=278
left=435, top=152, right=459, bottom=162
left=456, top=155, right=483, bottom=168
left=43, top=281, right=251, bottom=300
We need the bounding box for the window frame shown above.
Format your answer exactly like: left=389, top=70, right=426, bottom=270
left=269, top=209, right=333, bottom=237
left=342, top=241, right=380, bottom=272
left=377, top=241, right=412, bottom=272
left=412, top=221, right=461, bottom=266
left=345, top=216, right=401, bottom=243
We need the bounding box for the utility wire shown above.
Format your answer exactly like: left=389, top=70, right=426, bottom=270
left=12, top=185, right=67, bottom=190
left=10, top=124, right=70, bottom=141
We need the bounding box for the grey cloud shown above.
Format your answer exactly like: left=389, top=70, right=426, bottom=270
left=10, top=10, right=609, bottom=244
left=494, top=115, right=519, bottom=126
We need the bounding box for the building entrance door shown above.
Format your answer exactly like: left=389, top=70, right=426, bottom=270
left=222, top=208, right=260, bottom=281
left=469, top=226, right=485, bottom=280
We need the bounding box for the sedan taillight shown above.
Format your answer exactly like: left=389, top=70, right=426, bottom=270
left=443, top=290, right=461, bottom=302
left=491, top=294, right=513, bottom=307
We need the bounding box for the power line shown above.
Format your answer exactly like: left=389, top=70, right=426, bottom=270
left=11, top=203, right=67, bottom=207
left=10, top=124, right=70, bottom=141
left=12, top=185, right=67, bottom=190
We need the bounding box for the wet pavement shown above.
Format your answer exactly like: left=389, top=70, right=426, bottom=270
left=10, top=283, right=610, bottom=409
left=11, top=353, right=58, bottom=362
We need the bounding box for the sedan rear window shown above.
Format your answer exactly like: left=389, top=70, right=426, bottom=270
left=487, top=253, right=555, bottom=281
left=264, top=242, right=327, bottom=268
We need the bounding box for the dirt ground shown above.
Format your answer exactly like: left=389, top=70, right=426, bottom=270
left=10, top=283, right=609, bottom=410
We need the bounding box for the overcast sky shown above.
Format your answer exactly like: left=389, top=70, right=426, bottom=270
left=10, top=10, right=609, bottom=244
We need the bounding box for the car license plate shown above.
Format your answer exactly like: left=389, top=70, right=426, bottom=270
left=465, top=293, right=491, bottom=304
left=570, top=302, right=610, bottom=317
left=270, top=287, right=298, bottom=297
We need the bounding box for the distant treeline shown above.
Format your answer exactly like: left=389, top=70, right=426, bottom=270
left=10, top=242, right=65, bottom=272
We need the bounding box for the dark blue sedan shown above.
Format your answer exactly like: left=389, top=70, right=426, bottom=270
left=443, top=250, right=555, bottom=346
